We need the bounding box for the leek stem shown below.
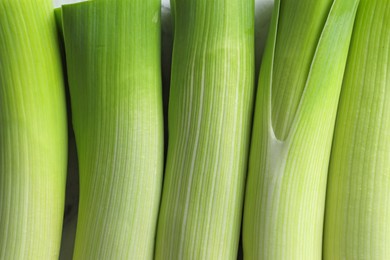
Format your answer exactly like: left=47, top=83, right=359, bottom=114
left=243, top=0, right=360, bottom=259
left=156, top=0, right=255, bottom=258
left=62, top=0, right=164, bottom=258
left=0, top=0, right=68, bottom=259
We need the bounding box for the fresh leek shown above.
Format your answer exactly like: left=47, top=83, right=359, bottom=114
left=0, top=0, right=68, bottom=259
left=62, top=0, right=164, bottom=259
left=243, top=0, right=360, bottom=259
left=155, top=0, right=255, bottom=258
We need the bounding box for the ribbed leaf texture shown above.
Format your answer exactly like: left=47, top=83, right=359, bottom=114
left=243, top=0, right=360, bottom=259
left=324, top=0, right=390, bottom=259
left=62, top=0, right=164, bottom=259
left=0, top=0, right=68, bottom=259
left=155, top=0, right=255, bottom=259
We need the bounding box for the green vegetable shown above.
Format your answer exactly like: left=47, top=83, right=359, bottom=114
left=243, top=0, right=360, bottom=259
left=62, top=0, right=164, bottom=259
left=323, top=0, right=390, bottom=259
left=0, top=0, right=68, bottom=259
left=155, top=0, right=255, bottom=259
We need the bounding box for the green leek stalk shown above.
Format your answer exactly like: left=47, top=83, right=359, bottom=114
left=155, top=0, right=255, bottom=259
left=0, top=0, right=68, bottom=259
left=62, top=0, right=164, bottom=259
left=243, top=0, right=360, bottom=259
left=323, top=0, right=390, bottom=259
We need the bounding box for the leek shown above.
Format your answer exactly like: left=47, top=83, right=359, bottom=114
left=62, top=0, right=164, bottom=259
left=323, top=0, right=390, bottom=259
left=243, top=0, right=360, bottom=259
left=0, top=0, right=68, bottom=259
left=155, top=0, right=255, bottom=259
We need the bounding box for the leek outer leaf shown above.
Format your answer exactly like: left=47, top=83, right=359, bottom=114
left=323, top=0, right=390, bottom=259
left=243, top=0, right=360, bottom=259
left=0, top=0, right=68, bottom=259
left=62, top=0, right=164, bottom=259
left=155, top=0, right=255, bottom=259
